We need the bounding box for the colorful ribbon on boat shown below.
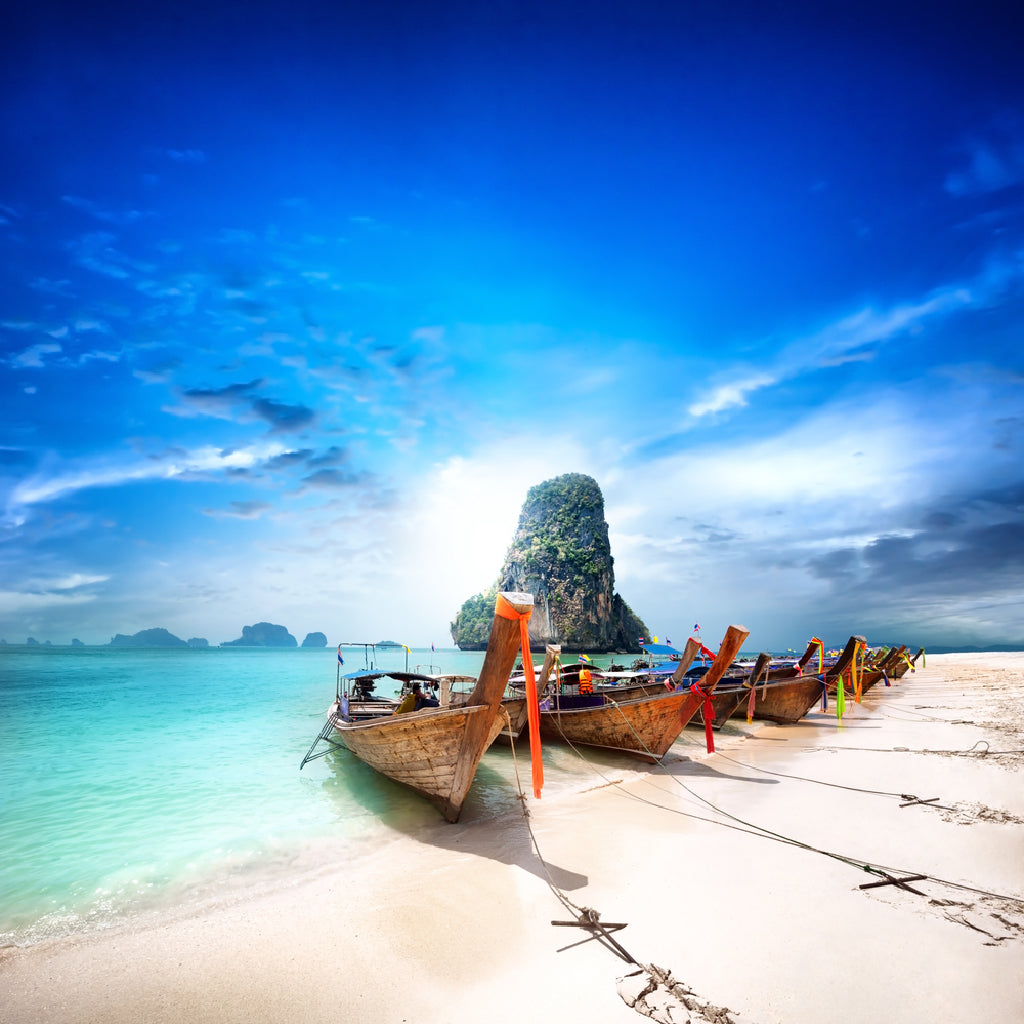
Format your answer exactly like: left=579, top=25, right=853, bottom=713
left=853, top=641, right=866, bottom=704
left=691, top=638, right=717, bottom=664
left=689, top=681, right=715, bottom=754
left=819, top=676, right=828, bottom=712
left=809, top=636, right=824, bottom=674
left=496, top=593, right=543, bottom=799
left=835, top=673, right=846, bottom=720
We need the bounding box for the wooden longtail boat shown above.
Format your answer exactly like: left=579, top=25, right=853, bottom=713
left=856, top=646, right=904, bottom=694
left=670, top=641, right=754, bottom=731
left=891, top=646, right=924, bottom=679
left=764, top=638, right=824, bottom=680
left=823, top=635, right=868, bottom=694
left=729, top=637, right=864, bottom=722
left=303, top=591, right=537, bottom=822
left=538, top=625, right=749, bottom=761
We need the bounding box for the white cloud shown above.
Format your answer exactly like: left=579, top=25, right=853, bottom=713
left=686, top=263, right=1016, bottom=423
left=0, top=590, right=101, bottom=614
left=49, top=573, right=110, bottom=590
left=11, top=343, right=62, bottom=368
left=688, top=373, right=776, bottom=417
left=10, top=441, right=292, bottom=508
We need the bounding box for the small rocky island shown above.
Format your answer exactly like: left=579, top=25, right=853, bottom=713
left=450, top=473, right=648, bottom=653
left=222, top=622, right=298, bottom=647
left=109, top=628, right=187, bottom=647
left=301, top=632, right=328, bottom=648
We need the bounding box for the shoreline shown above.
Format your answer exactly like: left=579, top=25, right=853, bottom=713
left=3, top=653, right=1023, bottom=1023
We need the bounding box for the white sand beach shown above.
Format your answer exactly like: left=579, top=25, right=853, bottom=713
left=4, top=653, right=1023, bottom=1024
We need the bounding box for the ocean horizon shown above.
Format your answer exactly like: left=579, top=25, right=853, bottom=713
left=1, top=642, right=663, bottom=948
left=0, top=644, right=492, bottom=947
left=1, top=638, right=980, bottom=948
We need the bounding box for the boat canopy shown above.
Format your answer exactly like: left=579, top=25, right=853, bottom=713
left=340, top=669, right=436, bottom=683
left=642, top=642, right=681, bottom=655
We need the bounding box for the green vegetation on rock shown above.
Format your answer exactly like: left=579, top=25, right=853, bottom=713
left=450, top=474, right=649, bottom=653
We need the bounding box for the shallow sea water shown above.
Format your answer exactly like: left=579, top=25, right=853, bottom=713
left=0, top=644, right=634, bottom=946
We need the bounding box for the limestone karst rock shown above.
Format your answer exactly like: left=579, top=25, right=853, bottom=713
left=221, top=622, right=298, bottom=647
left=450, top=473, right=648, bottom=653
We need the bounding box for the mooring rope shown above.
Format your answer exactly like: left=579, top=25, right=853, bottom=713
left=524, top=703, right=1024, bottom=909
left=503, top=710, right=749, bottom=1023
left=711, top=751, right=937, bottom=802
left=502, top=708, right=637, bottom=962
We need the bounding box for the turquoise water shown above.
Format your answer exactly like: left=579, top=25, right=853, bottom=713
left=1, top=644, right=513, bottom=946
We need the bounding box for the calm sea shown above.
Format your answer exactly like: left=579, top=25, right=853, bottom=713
left=0, top=644, right=630, bottom=947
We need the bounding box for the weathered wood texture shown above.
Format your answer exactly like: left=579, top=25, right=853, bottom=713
left=766, top=638, right=820, bottom=680
left=892, top=646, right=922, bottom=679
left=685, top=684, right=748, bottom=730
left=824, top=635, right=868, bottom=694
left=540, top=625, right=750, bottom=761
left=333, top=591, right=533, bottom=821
left=729, top=673, right=828, bottom=724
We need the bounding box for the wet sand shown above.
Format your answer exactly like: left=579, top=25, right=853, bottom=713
left=3, top=653, right=1023, bottom=1023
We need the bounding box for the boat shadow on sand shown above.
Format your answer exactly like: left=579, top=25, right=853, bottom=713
left=320, top=745, right=589, bottom=892
left=657, top=754, right=781, bottom=785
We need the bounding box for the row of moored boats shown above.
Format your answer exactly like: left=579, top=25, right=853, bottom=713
left=300, top=592, right=923, bottom=822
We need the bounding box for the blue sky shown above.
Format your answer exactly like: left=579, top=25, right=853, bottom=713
left=2, top=1, right=1023, bottom=650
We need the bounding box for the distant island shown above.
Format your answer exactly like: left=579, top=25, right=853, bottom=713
left=109, top=628, right=187, bottom=647
left=222, top=622, right=297, bottom=647
left=3, top=624, right=335, bottom=649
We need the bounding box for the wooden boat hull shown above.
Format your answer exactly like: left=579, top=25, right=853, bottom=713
left=689, top=684, right=749, bottom=730
left=333, top=704, right=506, bottom=819
left=728, top=674, right=826, bottom=724
left=538, top=689, right=706, bottom=762
left=318, top=590, right=535, bottom=823
left=496, top=696, right=529, bottom=741
left=891, top=647, right=922, bottom=679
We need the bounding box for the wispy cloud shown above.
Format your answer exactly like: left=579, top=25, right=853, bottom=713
left=201, top=500, right=273, bottom=519
left=66, top=232, right=154, bottom=280
left=166, top=380, right=264, bottom=421
left=10, top=343, right=62, bottom=368
left=10, top=441, right=292, bottom=508
left=688, top=373, right=776, bottom=417
left=251, top=397, right=316, bottom=433
left=0, top=572, right=110, bottom=616
left=945, top=129, right=1024, bottom=196
left=61, top=195, right=152, bottom=225
left=0, top=589, right=102, bottom=614
left=688, top=263, right=1017, bottom=420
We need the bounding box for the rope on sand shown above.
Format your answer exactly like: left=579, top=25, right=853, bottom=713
left=531, top=706, right=1024, bottom=913
left=710, top=751, right=953, bottom=809
left=503, top=710, right=752, bottom=1024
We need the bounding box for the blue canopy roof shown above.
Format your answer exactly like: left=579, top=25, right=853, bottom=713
left=642, top=642, right=681, bottom=655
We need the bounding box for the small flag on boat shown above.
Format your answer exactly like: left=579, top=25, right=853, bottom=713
left=665, top=637, right=673, bottom=645
left=431, top=642, right=435, bottom=652
left=578, top=654, right=591, bottom=663
left=639, top=637, right=645, bottom=645
left=693, top=623, right=701, bottom=631
left=337, top=644, right=344, bottom=666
